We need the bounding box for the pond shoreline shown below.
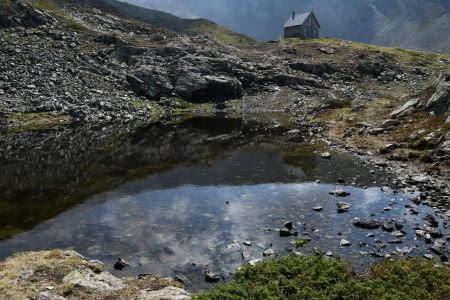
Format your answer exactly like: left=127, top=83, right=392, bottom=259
left=3, top=112, right=448, bottom=299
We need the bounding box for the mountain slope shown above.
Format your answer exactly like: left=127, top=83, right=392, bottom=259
left=124, top=0, right=450, bottom=52
left=78, top=0, right=256, bottom=46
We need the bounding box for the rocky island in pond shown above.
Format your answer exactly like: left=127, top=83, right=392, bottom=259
left=0, top=0, right=449, bottom=299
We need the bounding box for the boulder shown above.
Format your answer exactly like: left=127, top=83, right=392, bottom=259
left=378, top=71, right=396, bottom=83
left=63, top=268, right=125, bottom=291
left=289, top=62, right=335, bottom=76
left=136, top=287, right=191, bottom=300
left=95, top=35, right=126, bottom=47
left=127, top=68, right=173, bottom=99
left=39, top=291, right=66, bottom=300
left=352, top=218, right=381, bottom=229
left=320, top=48, right=336, bottom=55
left=175, top=74, right=242, bottom=103
left=426, top=74, right=450, bottom=115
left=264, top=74, right=324, bottom=88
left=357, top=62, right=384, bottom=77
left=116, top=46, right=147, bottom=63
left=390, top=98, right=420, bottom=118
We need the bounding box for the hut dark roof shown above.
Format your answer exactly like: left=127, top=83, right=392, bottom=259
left=284, top=11, right=320, bottom=28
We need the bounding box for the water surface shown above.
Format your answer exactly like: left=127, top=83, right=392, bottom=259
left=0, top=115, right=443, bottom=291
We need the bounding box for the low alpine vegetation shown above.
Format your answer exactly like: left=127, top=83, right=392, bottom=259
left=197, top=255, right=450, bottom=299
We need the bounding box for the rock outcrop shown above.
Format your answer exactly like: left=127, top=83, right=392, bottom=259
left=0, top=250, right=188, bottom=300
left=0, top=2, right=54, bottom=28
left=390, top=98, right=420, bottom=118
left=426, top=74, right=450, bottom=115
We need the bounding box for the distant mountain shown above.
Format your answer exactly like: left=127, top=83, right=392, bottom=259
left=124, top=0, right=450, bottom=52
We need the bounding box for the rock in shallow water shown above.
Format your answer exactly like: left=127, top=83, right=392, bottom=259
left=329, top=189, right=350, bottom=197
left=113, top=257, right=129, bottom=270
left=284, top=221, right=293, bottom=230
left=352, top=218, right=381, bottom=229
left=340, top=239, right=352, bottom=246
left=336, top=202, right=350, bottom=213
left=320, top=151, right=331, bottom=159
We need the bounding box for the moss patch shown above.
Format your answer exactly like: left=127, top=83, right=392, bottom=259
left=6, top=112, right=72, bottom=131
left=33, top=0, right=90, bottom=32
left=294, top=239, right=309, bottom=248
left=184, top=20, right=256, bottom=47
left=323, top=98, right=352, bottom=109
left=197, top=255, right=450, bottom=300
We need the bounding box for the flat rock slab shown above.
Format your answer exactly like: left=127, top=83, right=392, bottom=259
left=136, top=287, right=191, bottom=300
left=63, top=268, right=125, bottom=292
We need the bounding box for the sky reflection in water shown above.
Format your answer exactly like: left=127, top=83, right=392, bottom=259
left=0, top=148, right=432, bottom=291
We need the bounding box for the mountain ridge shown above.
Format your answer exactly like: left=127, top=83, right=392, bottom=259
left=79, top=0, right=256, bottom=46
left=124, top=0, right=450, bottom=53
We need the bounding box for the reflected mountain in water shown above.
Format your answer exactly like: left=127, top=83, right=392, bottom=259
left=0, top=115, right=427, bottom=292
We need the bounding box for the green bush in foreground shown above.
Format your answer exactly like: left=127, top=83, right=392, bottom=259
left=197, top=255, right=450, bottom=300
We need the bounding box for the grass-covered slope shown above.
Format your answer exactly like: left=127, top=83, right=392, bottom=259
left=86, top=0, right=256, bottom=46
left=198, top=255, right=450, bottom=300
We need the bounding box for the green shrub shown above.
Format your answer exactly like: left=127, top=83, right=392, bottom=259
left=197, top=255, right=450, bottom=300
left=323, top=99, right=352, bottom=109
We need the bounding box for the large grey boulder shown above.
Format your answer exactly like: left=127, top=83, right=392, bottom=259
left=175, top=74, right=242, bottom=102
left=135, top=287, right=191, bottom=300
left=289, top=62, right=335, bottom=76
left=116, top=46, right=147, bottom=63
left=127, top=68, right=173, bottom=99
left=357, top=61, right=384, bottom=77
left=390, top=98, right=420, bottom=118
left=426, top=74, right=450, bottom=115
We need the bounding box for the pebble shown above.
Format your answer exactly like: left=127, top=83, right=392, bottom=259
left=263, top=249, right=275, bottom=257
left=340, top=239, right=352, bottom=246
left=423, top=254, right=434, bottom=260
left=205, top=271, right=221, bottom=283
left=321, top=151, right=331, bottom=159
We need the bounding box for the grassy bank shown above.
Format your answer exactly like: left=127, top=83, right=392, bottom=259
left=198, top=255, right=450, bottom=299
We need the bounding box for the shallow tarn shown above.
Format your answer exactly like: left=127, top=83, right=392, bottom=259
left=0, top=115, right=446, bottom=292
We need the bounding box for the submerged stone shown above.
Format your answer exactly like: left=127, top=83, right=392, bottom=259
left=352, top=218, right=381, bottom=229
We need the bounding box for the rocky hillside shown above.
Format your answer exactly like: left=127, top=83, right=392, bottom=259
left=0, top=0, right=449, bottom=176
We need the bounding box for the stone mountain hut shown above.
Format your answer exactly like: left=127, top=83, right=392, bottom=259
left=284, top=11, right=320, bottom=39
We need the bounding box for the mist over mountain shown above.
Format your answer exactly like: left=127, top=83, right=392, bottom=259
left=125, top=0, right=450, bottom=52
